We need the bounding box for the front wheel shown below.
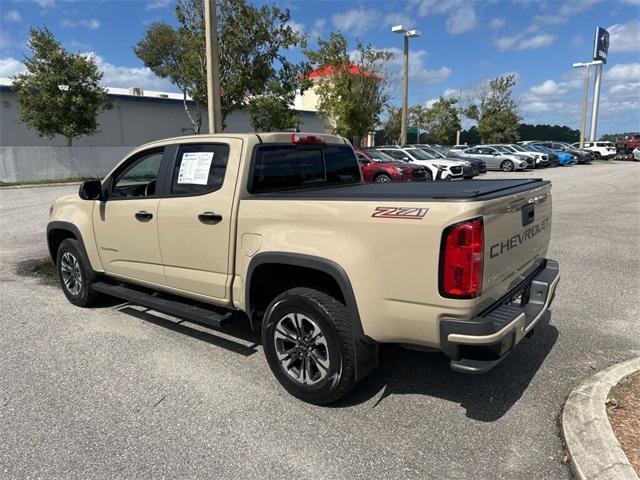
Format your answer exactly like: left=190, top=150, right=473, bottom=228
left=501, top=160, right=514, bottom=172
left=262, top=287, right=358, bottom=405
left=56, top=238, right=101, bottom=307
left=374, top=174, right=392, bottom=183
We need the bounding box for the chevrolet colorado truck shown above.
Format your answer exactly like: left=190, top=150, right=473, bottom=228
left=47, top=132, right=560, bottom=404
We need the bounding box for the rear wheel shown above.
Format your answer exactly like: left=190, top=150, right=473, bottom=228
left=262, top=287, right=358, bottom=405
left=374, top=173, right=392, bottom=183
left=501, top=160, right=514, bottom=172
left=593, top=152, right=601, bottom=159
left=56, top=239, right=101, bottom=307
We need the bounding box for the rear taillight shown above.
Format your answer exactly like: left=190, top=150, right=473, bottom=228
left=439, top=218, right=484, bottom=299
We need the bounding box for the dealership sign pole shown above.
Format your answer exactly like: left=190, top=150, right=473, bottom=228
left=588, top=27, right=609, bottom=142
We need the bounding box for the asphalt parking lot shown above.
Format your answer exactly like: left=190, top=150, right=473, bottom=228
left=1, top=162, right=639, bottom=479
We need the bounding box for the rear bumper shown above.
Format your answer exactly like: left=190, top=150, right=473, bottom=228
left=439, top=259, right=560, bottom=374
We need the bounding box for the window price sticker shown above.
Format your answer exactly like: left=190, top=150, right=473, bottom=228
left=177, top=152, right=214, bottom=185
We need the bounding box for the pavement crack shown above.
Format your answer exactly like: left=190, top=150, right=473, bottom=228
left=153, top=395, right=166, bottom=408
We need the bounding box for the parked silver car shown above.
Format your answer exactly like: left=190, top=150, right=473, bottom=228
left=456, top=146, right=531, bottom=171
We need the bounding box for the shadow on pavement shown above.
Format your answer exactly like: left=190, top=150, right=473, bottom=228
left=332, top=312, right=559, bottom=421
left=118, top=306, right=260, bottom=357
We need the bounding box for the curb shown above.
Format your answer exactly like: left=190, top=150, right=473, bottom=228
left=562, top=357, right=640, bottom=480
left=0, top=181, right=82, bottom=190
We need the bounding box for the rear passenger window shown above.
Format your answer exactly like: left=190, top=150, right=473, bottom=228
left=250, top=145, right=360, bottom=193
left=171, top=143, right=229, bottom=195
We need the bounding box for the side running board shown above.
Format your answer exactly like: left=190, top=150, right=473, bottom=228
left=92, top=281, right=234, bottom=329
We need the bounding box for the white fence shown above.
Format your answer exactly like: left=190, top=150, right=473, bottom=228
left=0, top=146, right=134, bottom=183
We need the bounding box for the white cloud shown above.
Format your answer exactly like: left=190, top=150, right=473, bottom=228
left=61, top=18, right=101, bottom=30
left=332, top=8, right=379, bottom=36
left=89, top=54, right=176, bottom=91
left=446, top=7, right=477, bottom=34
left=490, top=17, right=505, bottom=29
left=35, top=0, right=55, bottom=8
left=410, top=0, right=478, bottom=34
left=288, top=21, right=305, bottom=36
left=384, top=13, right=412, bottom=28
left=0, top=57, right=26, bottom=77
left=146, top=0, right=171, bottom=11
left=528, top=80, right=568, bottom=96
left=605, top=63, right=640, bottom=83
left=494, top=31, right=555, bottom=51
left=308, top=19, right=326, bottom=42
left=385, top=47, right=452, bottom=85
left=519, top=62, right=640, bottom=132
left=608, top=20, right=640, bottom=53
left=3, top=10, right=22, bottom=22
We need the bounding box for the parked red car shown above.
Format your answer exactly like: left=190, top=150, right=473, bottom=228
left=355, top=149, right=428, bottom=182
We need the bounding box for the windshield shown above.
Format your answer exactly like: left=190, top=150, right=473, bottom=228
left=557, top=142, right=573, bottom=148
left=405, top=148, right=435, bottom=160
left=494, top=146, right=512, bottom=153
left=421, top=147, right=446, bottom=158
left=365, top=150, right=397, bottom=162
left=511, top=144, right=528, bottom=152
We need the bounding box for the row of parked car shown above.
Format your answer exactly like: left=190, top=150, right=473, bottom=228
left=355, top=140, right=600, bottom=183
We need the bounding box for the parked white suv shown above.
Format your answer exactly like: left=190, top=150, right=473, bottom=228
left=571, top=141, right=616, bottom=159
left=375, top=147, right=465, bottom=180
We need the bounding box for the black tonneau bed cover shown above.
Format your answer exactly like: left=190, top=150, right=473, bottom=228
left=251, top=179, right=549, bottom=202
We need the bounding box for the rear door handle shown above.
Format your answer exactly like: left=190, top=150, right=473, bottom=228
left=198, top=212, right=223, bottom=225
left=135, top=211, right=153, bottom=222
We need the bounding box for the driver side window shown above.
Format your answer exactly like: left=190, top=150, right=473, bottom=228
left=111, top=149, right=164, bottom=199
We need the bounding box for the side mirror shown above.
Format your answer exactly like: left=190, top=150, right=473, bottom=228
left=79, top=180, right=103, bottom=200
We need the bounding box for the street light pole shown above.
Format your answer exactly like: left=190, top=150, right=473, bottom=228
left=392, top=25, right=421, bottom=146
left=204, top=0, right=223, bottom=134
left=401, top=34, right=409, bottom=146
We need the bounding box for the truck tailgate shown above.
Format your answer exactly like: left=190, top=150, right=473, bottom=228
left=479, top=183, right=553, bottom=311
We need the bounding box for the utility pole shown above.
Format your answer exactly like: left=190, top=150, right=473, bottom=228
left=204, top=0, right=223, bottom=133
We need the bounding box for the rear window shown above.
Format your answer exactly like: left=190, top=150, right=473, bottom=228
left=249, top=144, right=361, bottom=193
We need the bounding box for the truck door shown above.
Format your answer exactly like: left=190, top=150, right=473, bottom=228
left=156, top=139, right=242, bottom=301
left=93, top=147, right=166, bottom=285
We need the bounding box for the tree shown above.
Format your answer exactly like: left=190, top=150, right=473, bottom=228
left=135, top=0, right=308, bottom=133
left=305, top=32, right=393, bottom=146
left=517, top=123, right=580, bottom=142
left=12, top=28, right=110, bottom=146
left=245, top=79, right=300, bottom=131
left=466, top=75, right=520, bottom=143
left=422, top=97, right=461, bottom=145
left=380, top=105, right=425, bottom=144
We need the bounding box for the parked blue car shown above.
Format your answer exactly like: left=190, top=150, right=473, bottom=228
left=530, top=145, right=574, bottom=166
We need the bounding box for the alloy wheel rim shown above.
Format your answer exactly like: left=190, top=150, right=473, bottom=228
left=60, top=252, right=82, bottom=296
left=274, top=313, right=330, bottom=386
left=376, top=176, right=391, bottom=183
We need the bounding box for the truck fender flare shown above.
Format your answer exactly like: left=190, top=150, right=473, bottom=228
left=46, top=221, right=87, bottom=265
left=246, top=252, right=378, bottom=380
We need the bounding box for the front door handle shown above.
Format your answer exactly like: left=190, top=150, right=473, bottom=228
left=135, top=211, right=153, bottom=222
left=198, top=212, right=223, bottom=225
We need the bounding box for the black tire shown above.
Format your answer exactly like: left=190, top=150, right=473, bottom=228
left=501, top=160, right=514, bottom=172
left=262, top=287, right=358, bottom=405
left=593, top=152, right=601, bottom=159
left=56, top=238, right=100, bottom=307
left=424, top=170, right=433, bottom=181
left=374, top=173, right=392, bottom=183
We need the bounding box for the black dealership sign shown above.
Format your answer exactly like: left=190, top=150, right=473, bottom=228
left=592, top=27, right=609, bottom=64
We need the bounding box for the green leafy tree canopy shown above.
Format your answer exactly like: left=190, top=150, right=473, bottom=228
left=305, top=32, right=393, bottom=146
left=136, top=0, right=309, bottom=133
left=12, top=28, right=111, bottom=146
left=466, top=75, right=521, bottom=143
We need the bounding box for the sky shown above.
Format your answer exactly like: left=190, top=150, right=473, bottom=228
left=0, top=0, right=639, bottom=134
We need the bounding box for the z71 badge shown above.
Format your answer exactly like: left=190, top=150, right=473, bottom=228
left=371, top=207, right=429, bottom=219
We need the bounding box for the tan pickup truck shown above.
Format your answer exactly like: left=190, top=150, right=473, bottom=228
left=47, top=132, right=560, bottom=404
